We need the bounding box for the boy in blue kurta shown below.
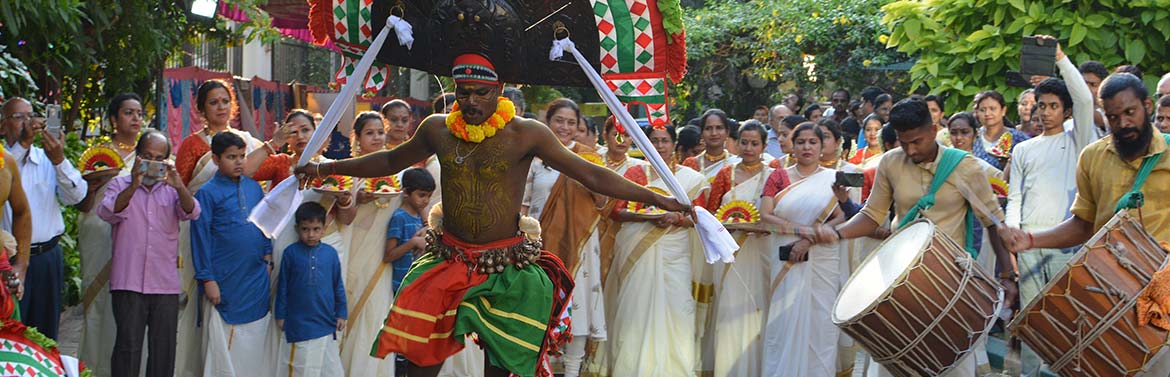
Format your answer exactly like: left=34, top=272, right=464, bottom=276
left=384, top=168, right=435, bottom=293
left=191, top=132, right=275, bottom=376
left=276, top=201, right=347, bottom=377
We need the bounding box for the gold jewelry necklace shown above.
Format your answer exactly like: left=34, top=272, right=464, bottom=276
left=740, top=160, right=764, bottom=174
left=605, top=153, right=628, bottom=169
left=703, top=149, right=728, bottom=163
left=115, top=140, right=135, bottom=152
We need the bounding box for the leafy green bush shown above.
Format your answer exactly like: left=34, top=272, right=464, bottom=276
left=882, top=0, right=1170, bottom=114
left=675, top=0, right=908, bottom=119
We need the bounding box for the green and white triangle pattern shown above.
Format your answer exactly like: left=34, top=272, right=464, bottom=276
left=629, top=0, right=655, bottom=72
left=589, top=0, right=620, bottom=74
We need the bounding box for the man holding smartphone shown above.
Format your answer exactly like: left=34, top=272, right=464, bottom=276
left=1004, top=36, right=1098, bottom=376
left=0, top=97, right=87, bottom=340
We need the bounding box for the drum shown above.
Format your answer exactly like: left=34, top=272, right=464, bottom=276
left=1009, top=211, right=1170, bottom=376
left=833, top=219, right=1003, bottom=376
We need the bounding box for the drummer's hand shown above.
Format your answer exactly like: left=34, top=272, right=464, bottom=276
left=1000, top=278, right=1019, bottom=313
left=813, top=225, right=839, bottom=244
left=998, top=226, right=1031, bottom=253
left=872, top=225, right=892, bottom=240
left=790, top=239, right=812, bottom=262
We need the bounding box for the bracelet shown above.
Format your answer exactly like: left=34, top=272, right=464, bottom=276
left=264, top=141, right=277, bottom=155
left=833, top=228, right=843, bottom=240
left=1027, top=232, right=1036, bottom=249
left=315, top=163, right=322, bottom=178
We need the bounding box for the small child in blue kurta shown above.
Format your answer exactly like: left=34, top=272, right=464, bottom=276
left=275, top=201, right=347, bottom=377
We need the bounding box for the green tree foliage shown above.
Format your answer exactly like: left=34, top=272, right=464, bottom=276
left=883, top=0, right=1170, bottom=114
left=677, top=0, right=908, bottom=120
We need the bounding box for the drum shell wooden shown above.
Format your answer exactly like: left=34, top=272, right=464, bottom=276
left=1009, top=211, right=1170, bottom=376
left=834, top=220, right=1002, bottom=377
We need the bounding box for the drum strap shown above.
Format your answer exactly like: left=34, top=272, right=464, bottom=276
left=1113, top=134, right=1170, bottom=214
left=898, top=148, right=979, bottom=257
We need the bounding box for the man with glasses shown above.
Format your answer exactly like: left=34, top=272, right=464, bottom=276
left=0, top=97, right=87, bottom=340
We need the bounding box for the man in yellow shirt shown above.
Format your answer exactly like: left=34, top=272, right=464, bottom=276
left=1001, top=72, right=1170, bottom=250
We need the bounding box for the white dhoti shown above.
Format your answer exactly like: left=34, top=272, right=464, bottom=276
left=203, top=308, right=277, bottom=377
left=278, top=335, right=345, bottom=377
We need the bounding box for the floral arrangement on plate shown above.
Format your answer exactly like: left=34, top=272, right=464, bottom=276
left=716, top=200, right=760, bottom=224
left=627, top=187, right=669, bottom=217
left=365, top=176, right=401, bottom=197
left=78, top=146, right=124, bottom=177
left=988, top=132, right=1013, bottom=159
left=312, top=175, right=352, bottom=194
left=989, top=176, right=1008, bottom=198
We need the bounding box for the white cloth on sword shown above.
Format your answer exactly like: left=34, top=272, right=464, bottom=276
left=250, top=15, right=412, bottom=238
left=549, top=37, right=738, bottom=264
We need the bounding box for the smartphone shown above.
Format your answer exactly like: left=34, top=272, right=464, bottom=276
left=45, top=104, right=62, bottom=139
left=1020, top=36, right=1057, bottom=77
left=1005, top=71, right=1033, bottom=88
left=139, top=160, right=169, bottom=180
left=835, top=171, right=864, bottom=187
left=778, top=243, right=794, bottom=261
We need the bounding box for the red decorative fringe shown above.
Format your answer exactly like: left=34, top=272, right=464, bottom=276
left=666, top=31, right=688, bottom=83
left=308, top=0, right=334, bottom=46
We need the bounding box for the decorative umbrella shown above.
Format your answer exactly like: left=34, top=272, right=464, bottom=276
left=307, top=0, right=685, bottom=125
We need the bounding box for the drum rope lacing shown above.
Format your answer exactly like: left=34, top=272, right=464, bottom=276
left=843, top=239, right=1000, bottom=374
left=869, top=253, right=983, bottom=370
left=1015, top=216, right=1169, bottom=376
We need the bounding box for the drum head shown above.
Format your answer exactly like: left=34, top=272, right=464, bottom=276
left=833, top=221, right=933, bottom=323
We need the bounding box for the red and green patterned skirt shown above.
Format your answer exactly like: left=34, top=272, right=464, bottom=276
left=371, top=233, right=573, bottom=377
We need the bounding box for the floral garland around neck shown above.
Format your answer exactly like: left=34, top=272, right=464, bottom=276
left=445, top=97, right=516, bottom=143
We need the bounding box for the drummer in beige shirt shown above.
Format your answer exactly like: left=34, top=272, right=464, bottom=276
left=815, top=98, right=1015, bottom=377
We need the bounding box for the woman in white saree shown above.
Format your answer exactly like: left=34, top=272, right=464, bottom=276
left=682, top=109, right=741, bottom=180
left=761, top=123, right=847, bottom=377
left=604, top=124, right=708, bottom=376
left=704, top=122, right=774, bottom=377
left=334, top=112, right=400, bottom=377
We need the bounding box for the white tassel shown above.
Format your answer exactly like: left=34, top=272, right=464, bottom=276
left=519, top=216, right=542, bottom=243
left=428, top=203, right=444, bottom=232
left=387, top=15, right=414, bottom=49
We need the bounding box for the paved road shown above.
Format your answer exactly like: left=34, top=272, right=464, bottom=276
left=58, top=305, right=83, bottom=357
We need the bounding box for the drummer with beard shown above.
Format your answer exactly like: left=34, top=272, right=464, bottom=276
left=1001, top=73, right=1170, bottom=258
left=1000, top=73, right=1170, bottom=374
left=815, top=98, right=1015, bottom=377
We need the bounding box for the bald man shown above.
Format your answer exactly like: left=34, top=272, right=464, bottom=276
left=765, top=104, right=795, bottom=158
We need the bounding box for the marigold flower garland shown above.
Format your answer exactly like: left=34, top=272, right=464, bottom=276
left=445, top=97, right=516, bottom=143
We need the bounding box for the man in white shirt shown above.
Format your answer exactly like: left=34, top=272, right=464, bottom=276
left=1, top=98, right=87, bottom=340
left=765, top=104, right=793, bottom=158
left=1004, top=40, right=1096, bottom=376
